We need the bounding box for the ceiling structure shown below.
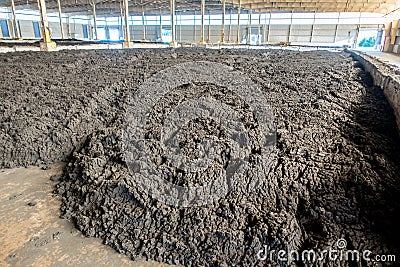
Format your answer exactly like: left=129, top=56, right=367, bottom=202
left=0, top=0, right=232, bottom=15
left=234, top=0, right=399, bottom=13
left=0, top=0, right=398, bottom=16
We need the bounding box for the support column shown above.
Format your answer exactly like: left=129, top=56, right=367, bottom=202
left=67, top=17, right=71, bottom=38
left=354, top=12, right=362, bottom=48
left=193, top=10, right=197, bottom=42
left=123, top=0, right=133, bottom=48
left=263, top=12, right=267, bottom=44
left=10, top=0, right=21, bottom=39
left=235, top=0, right=241, bottom=44
left=390, top=21, right=398, bottom=46
left=57, top=0, right=64, bottom=39
left=247, top=7, right=251, bottom=45
left=159, top=8, right=162, bottom=41
left=87, top=19, right=92, bottom=39
left=141, top=1, right=146, bottom=40
left=375, top=26, right=384, bottom=50
left=267, top=11, right=271, bottom=43
left=105, top=18, right=109, bottom=40
left=179, top=12, right=182, bottom=43
left=207, top=10, right=210, bottom=42
left=199, top=0, right=205, bottom=44
left=383, top=22, right=392, bottom=52
left=177, top=11, right=180, bottom=43
left=257, top=11, right=261, bottom=45
left=220, top=0, right=226, bottom=43
left=92, top=0, right=98, bottom=40
left=73, top=18, right=76, bottom=36
left=228, top=8, right=232, bottom=42
left=38, top=0, right=56, bottom=51
left=119, top=0, right=124, bottom=40
left=170, top=0, right=176, bottom=47
left=333, top=24, right=338, bottom=43
left=287, top=11, right=292, bottom=43
left=354, top=25, right=360, bottom=48
left=310, top=11, right=315, bottom=43
left=333, top=12, right=340, bottom=43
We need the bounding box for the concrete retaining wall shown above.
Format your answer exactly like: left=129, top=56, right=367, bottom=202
left=348, top=50, right=400, bottom=129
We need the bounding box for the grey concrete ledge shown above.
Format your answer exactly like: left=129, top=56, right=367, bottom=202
left=347, top=50, right=400, bottom=130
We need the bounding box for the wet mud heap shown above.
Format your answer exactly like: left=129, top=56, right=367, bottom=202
left=1, top=49, right=399, bottom=266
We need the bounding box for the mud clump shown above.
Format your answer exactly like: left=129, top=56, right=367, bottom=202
left=1, top=49, right=400, bottom=266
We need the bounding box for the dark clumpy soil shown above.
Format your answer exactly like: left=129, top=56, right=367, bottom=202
left=1, top=48, right=400, bottom=266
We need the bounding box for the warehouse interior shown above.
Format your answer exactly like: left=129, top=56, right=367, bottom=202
left=0, top=0, right=399, bottom=51
left=1, top=0, right=400, bottom=267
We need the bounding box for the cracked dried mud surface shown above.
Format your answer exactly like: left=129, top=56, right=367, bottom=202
left=1, top=48, right=399, bottom=266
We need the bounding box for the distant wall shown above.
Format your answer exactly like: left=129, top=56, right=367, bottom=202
left=125, top=24, right=359, bottom=44
left=0, top=19, right=13, bottom=38
left=0, top=19, right=89, bottom=40
left=0, top=20, right=375, bottom=46
left=19, top=20, right=36, bottom=39
left=0, top=8, right=386, bottom=44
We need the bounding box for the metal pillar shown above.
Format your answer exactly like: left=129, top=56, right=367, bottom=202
left=175, top=10, right=178, bottom=43
left=354, top=25, right=360, bottom=48
left=207, top=10, right=210, bottom=42
left=56, top=0, right=64, bottom=39
left=220, top=0, right=225, bottom=43
left=353, top=12, right=361, bottom=48
left=67, top=17, right=71, bottom=38
left=92, top=0, right=98, bottom=40
left=179, top=12, right=182, bottom=43
left=37, top=0, right=56, bottom=51
left=177, top=11, right=180, bottom=43
left=159, top=8, right=162, bottom=41
left=333, top=12, right=340, bottom=43
left=141, top=1, right=146, bottom=40
left=257, top=11, right=261, bottom=45
left=199, top=0, right=205, bottom=44
left=170, top=0, right=176, bottom=47
left=105, top=17, right=109, bottom=40
left=288, top=11, right=292, bottom=43
left=267, top=11, right=271, bottom=43
left=247, top=7, right=251, bottom=45
left=10, top=0, right=21, bottom=39
left=73, top=18, right=76, bottom=36
left=310, top=11, right=316, bottom=43
left=383, top=22, right=392, bottom=51
left=235, top=0, right=241, bottom=44
left=193, top=10, right=197, bottom=42
left=123, top=0, right=133, bottom=47
left=263, top=12, right=267, bottom=44
left=333, top=24, right=339, bottom=43
left=87, top=19, right=92, bottom=39
left=228, top=8, right=232, bottom=42
left=119, top=1, right=124, bottom=40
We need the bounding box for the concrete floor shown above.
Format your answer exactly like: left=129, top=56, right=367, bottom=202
left=362, top=50, right=400, bottom=68
left=0, top=164, right=170, bottom=267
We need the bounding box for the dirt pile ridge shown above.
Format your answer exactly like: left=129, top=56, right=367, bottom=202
left=1, top=48, right=399, bottom=266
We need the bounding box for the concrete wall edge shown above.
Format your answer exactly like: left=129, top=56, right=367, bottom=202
left=347, top=49, right=400, bottom=130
